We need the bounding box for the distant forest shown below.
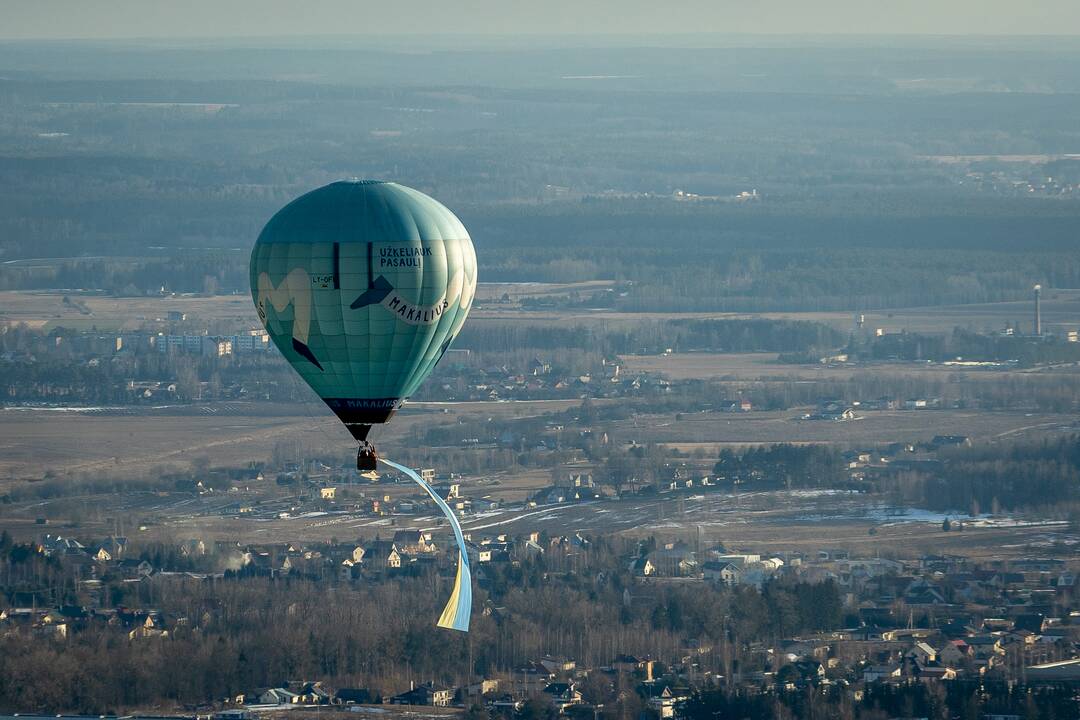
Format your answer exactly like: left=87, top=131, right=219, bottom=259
left=457, top=319, right=843, bottom=358
left=706, top=438, right=1080, bottom=515
left=3, top=42, right=1080, bottom=312
left=2, top=198, right=1077, bottom=313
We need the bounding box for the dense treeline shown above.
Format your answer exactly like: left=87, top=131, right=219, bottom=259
left=0, top=253, right=249, bottom=295
left=701, top=436, right=1080, bottom=514
left=410, top=384, right=1080, bottom=511
left=456, top=319, right=843, bottom=357
left=898, top=435, right=1080, bottom=513
left=619, top=370, right=1080, bottom=414
left=713, top=445, right=848, bottom=490
left=6, top=318, right=1080, bottom=412
left=860, top=328, right=1080, bottom=365
left=473, top=201, right=1080, bottom=311
left=5, top=207, right=1078, bottom=312
left=0, top=342, right=305, bottom=406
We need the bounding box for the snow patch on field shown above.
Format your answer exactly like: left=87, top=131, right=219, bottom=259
left=864, top=506, right=1067, bottom=528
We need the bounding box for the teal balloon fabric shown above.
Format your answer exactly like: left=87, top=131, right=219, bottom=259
left=250, top=181, right=477, bottom=437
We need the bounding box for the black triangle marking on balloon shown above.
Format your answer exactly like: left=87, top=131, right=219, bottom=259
left=293, top=338, right=324, bottom=370
left=350, top=275, right=394, bottom=309
left=435, top=335, right=455, bottom=364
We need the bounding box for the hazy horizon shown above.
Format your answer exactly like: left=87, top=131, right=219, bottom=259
left=5, top=0, right=1080, bottom=40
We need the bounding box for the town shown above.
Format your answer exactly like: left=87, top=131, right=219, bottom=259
left=2, top=519, right=1077, bottom=718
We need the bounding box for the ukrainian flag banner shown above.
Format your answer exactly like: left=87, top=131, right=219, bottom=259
left=380, top=458, right=472, bottom=632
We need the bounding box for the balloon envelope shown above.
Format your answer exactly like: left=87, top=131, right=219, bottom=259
left=250, top=180, right=477, bottom=439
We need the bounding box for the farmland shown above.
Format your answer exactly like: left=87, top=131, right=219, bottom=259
left=2, top=284, right=1079, bottom=566
left=5, top=285, right=1080, bottom=334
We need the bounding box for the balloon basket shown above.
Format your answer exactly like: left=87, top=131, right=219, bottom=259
left=357, top=442, right=379, bottom=472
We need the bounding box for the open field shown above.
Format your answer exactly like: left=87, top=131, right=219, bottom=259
left=0, top=399, right=586, bottom=482
left=614, top=409, right=1079, bottom=448
left=162, top=491, right=1077, bottom=562
left=3, top=287, right=1078, bottom=567
left=474, top=280, right=616, bottom=301
left=761, top=288, right=1080, bottom=336
left=0, top=282, right=619, bottom=330
left=6, top=402, right=1069, bottom=485
left=2, top=479, right=1072, bottom=565
left=0, top=290, right=258, bottom=330
left=3, top=287, right=1078, bottom=336
left=472, top=289, right=1080, bottom=335
left=619, top=351, right=1080, bottom=381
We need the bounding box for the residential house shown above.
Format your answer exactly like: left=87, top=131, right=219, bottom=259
left=967, top=635, right=1005, bottom=659
left=258, top=688, right=301, bottom=705
left=916, top=666, right=957, bottom=682
left=863, top=665, right=902, bottom=683
left=117, top=558, right=154, bottom=579
left=543, top=682, right=582, bottom=711
left=612, top=655, right=657, bottom=681
left=722, top=398, right=752, bottom=413
left=299, top=682, right=331, bottom=704
left=791, top=659, right=826, bottom=684
left=539, top=655, right=577, bottom=674
left=390, top=682, right=453, bottom=707
left=641, top=685, right=690, bottom=719
left=516, top=661, right=557, bottom=687
left=392, top=530, right=437, bottom=555
left=127, top=614, right=168, bottom=640
left=39, top=535, right=85, bottom=556
left=703, top=561, right=741, bottom=585
left=462, top=679, right=499, bottom=699
left=906, top=641, right=937, bottom=665
left=645, top=543, right=699, bottom=577
left=102, top=535, right=128, bottom=557
left=937, top=639, right=972, bottom=667
left=335, top=688, right=378, bottom=705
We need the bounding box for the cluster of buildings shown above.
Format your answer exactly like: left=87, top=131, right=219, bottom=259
left=623, top=543, right=1079, bottom=691
left=0, top=603, right=170, bottom=641
left=432, top=356, right=637, bottom=403
left=6, top=528, right=1079, bottom=714
left=958, top=165, right=1080, bottom=198
left=27, top=529, right=534, bottom=586
left=2, top=328, right=270, bottom=362
left=154, top=330, right=270, bottom=357
left=231, top=656, right=669, bottom=715
left=2, top=327, right=679, bottom=407
left=631, top=543, right=788, bottom=589
left=801, top=397, right=952, bottom=422
left=210, top=657, right=678, bottom=716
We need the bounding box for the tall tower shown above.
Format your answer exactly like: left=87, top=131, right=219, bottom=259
left=1033, top=284, right=1042, bottom=336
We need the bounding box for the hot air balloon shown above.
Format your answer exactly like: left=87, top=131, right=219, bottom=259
left=250, top=180, right=477, bottom=470
left=250, top=181, right=477, bottom=631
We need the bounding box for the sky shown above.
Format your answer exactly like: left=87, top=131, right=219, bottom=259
left=3, top=0, right=1080, bottom=40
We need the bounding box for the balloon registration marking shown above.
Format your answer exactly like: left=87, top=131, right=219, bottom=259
left=380, top=458, right=472, bottom=632
left=351, top=269, right=465, bottom=326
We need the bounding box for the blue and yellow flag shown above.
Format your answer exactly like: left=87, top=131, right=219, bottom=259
left=381, top=458, right=472, bottom=632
